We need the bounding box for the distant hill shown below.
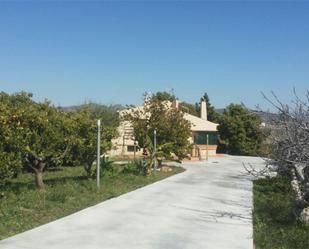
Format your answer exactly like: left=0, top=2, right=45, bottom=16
left=215, top=108, right=225, bottom=115
left=58, top=103, right=125, bottom=113
left=57, top=103, right=125, bottom=127
left=215, top=108, right=279, bottom=126
left=250, top=110, right=279, bottom=123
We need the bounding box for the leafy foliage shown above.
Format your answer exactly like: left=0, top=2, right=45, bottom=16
left=179, top=101, right=199, bottom=116
left=99, top=157, right=115, bottom=175
left=0, top=92, right=72, bottom=188
left=10, top=95, right=72, bottom=189
left=0, top=92, right=28, bottom=184
left=69, top=107, right=118, bottom=178
left=151, top=91, right=176, bottom=102
left=0, top=92, right=118, bottom=189
left=124, top=93, right=192, bottom=171
left=0, top=152, right=22, bottom=185
left=123, top=160, right=148, bottom=176
left=218, top=104, right=263, bottom=155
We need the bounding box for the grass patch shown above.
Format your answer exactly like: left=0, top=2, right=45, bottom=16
left=253, top=177, right=309, bottom=249
left=0, top=165, right=184, bottom=240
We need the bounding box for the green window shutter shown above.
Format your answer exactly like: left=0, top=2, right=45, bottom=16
left=193, top=132, right=218, bottom=145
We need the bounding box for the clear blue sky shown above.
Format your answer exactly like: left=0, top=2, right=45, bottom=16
left=0, top=1, right=308, bottom=109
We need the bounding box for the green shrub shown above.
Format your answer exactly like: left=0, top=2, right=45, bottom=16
left=99, top=157, right=116, bottom=177
left=89, top=157, right=117, bottom=178
left=123, top=160, right=148, bottom=176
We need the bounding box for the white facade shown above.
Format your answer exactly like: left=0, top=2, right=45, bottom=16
left=108, top=100, right=218, bottom=159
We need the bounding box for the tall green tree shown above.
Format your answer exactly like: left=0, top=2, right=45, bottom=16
left=124, top=93, right=191, bottom=171
left=151, top=91, right=176, bottom=102
left=0, top=92, right=73, bottom=189
left=21, top=102, right=73, bottom=189
left=179, top=101, right=199, bottom=116
left=69, top=107, right=118, bottom=178
left=218, top=104, right=263, bottom=155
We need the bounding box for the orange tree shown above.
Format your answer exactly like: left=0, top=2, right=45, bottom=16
left=0, top=92, right=73, bottom=189
left=124, top=93, right=191, bottom=171
left=69, top=107, right=118, bottom=178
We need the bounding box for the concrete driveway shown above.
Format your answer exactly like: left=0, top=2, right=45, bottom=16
left=0, top=156, right=265, bottom=249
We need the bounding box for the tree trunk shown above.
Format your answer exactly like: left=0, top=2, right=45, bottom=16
left=35, top=170, right=45, bottom=190
left=291, top=167, right=309, bottom=224
left=300, top=207, right=309, bottom=224
left=84, top=163, right=93, bottom=179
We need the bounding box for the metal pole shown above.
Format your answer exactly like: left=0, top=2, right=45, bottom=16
left=154, top=129, right=157, bottom=170
left=122, top=135, right=125, bottom=155
left=134, top=141, right=136, bottom=160
left=206, top=134, right=209, bottom=161
left=97, top=119, right=101, bottom=188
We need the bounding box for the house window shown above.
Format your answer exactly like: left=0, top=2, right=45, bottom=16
left=127, top=145, right=139, bottom=152
left=193, top=132, right=218, bottom=145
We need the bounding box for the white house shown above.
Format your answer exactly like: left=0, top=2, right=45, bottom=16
left=108, top=100, right=218, bottom=159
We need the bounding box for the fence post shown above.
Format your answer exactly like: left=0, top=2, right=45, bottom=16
left=206, top=134, right=209, bottom=161
left=97, top=119, right=101, bottom=188
left=154, top=129, right=157, bottom=170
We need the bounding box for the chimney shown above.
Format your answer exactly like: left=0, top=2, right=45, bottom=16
left=172, top=99, right=179, bottom=109
left=201, top=101, right=207, bottom=120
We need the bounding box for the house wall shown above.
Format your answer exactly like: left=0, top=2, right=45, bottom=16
left=191, top=145, right=218, bottom=158
left=108, top=121, right=143, bottom=157
left=109, top=123, right=218, bottom=158
left=108, top=101, right=219, bottom=158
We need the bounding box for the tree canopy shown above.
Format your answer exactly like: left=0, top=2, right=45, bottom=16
left=150, top=91, right=176, bottom=102
left=0, top=92, right=118, bottom=189
left=124, top=93, right=192, bottom=170
left=69, top=107, right=118, bottom=178
left=1, top=93, right=74, bottom=189
left=217, top=104, right=263, bottom=155
left=179, top=101, right=199, bottom=116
